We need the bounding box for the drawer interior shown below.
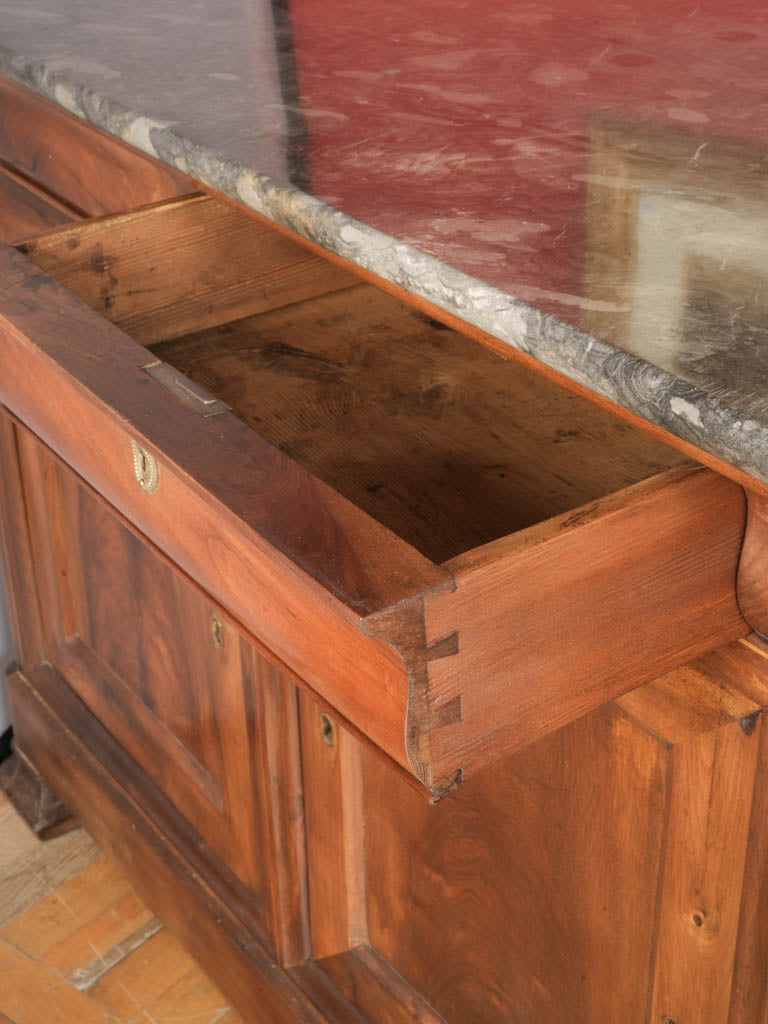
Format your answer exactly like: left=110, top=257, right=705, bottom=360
left=19, top=193, right=691, bottom=564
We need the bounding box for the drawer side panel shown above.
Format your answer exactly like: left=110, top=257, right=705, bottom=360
left=426, top=467, right=748, bottom=779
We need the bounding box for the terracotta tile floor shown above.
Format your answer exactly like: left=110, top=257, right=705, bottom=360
left=0, top=789, right=245, bottom=1024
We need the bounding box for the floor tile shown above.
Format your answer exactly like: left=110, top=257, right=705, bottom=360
left=0, top=940, right=112, bottom=1024
left=87, top=927, right=198, bottom=1018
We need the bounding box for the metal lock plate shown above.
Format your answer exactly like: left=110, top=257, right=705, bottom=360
left=142, top=360, right=230, bottom=417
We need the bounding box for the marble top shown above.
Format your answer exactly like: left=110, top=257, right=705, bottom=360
left=1, top=0, right=768, bottom=481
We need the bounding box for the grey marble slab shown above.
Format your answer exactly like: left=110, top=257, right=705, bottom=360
left=1, top=0, right=768, bottom=481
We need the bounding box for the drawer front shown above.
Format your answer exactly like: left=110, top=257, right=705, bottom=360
left=0, top=74, right=195, bottom=214
left=0, top=200, right=423, bottom=781
left=12, top=418, right=308, bottom=962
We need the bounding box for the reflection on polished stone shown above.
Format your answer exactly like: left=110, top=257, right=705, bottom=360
left=2, top=0, right=768, bottom=475
left=583, top=116, right=768, bottom=418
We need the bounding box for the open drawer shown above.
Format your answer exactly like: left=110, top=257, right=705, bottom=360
left=0, top=193, right=749, bottom=797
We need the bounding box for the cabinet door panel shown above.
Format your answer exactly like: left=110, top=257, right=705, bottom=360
left=13, top=416, right=308, bottom=959
left=298, top=649, right=768, bottom=1023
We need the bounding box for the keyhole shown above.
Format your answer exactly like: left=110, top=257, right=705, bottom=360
left=210, top=613, right=224, bottom=648
left=320, top=712, right=335, bottom=747
left=130, top=439, right=159, bottom=493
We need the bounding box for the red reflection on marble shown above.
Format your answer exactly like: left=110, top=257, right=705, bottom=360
left=288, top=0, right=768, bottom=320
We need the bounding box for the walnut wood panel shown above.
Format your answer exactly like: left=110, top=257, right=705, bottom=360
left=6, top=671, right=328, bottom=1023
left=20, top=193, right=358, bottom=344
left=16, top=430, right=280, bottom=921
left=613, top=658, right=768, bottom=1022
left=316, top=947, right=446, bottom=1024
left=299, top=692, right=367, bottom=960
left=287, top=962, right=370, bottom=1024
left=649, top=717, right=761, bottom=1022
left=292, top=653, right=768, bottom=1022
left=254, top=654, right=312, bottom=968
left=0, top=74, right=194, bottom=215
left=17, top=648, right=268, bottom=951
left=0, top=164, right=75, bottom=240
left=729, top=718, right=768, bottom=1022
left=10, top=418, right=317, bottom=965
left=14, top=645, right=766, bottom=1023
left=362, top=702, right=668, bottom=1022
left=0, top=412, right=45, bottom=666
left=54, top=636, right=226, bottom=813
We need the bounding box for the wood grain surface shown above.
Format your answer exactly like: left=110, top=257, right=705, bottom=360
left=251, top=656, right=311, bottom=968
left=736, top=490, right=768, bottom=640
left=19, top=193, right=357, bottom=344
left=362, top=701, right=668, bottom=1023
left=299, top=690, right=366, bottom=961
left=0, top=252, right=424, bottom=775
left=728, top=714, right=768, bottom=1022
left=317, top=946, right=446, bottom=1024
left=13, top=426, right=327, bottom=958
left=365, top=465, right=749, bottom=785
left=0, top=409, right=46, bottom=668
left=0, top=74, right=194, bottom=215
left=152, top=282, right=691, bottom=563
left=693, top=637, right=768, bottom=708
left=0, top=163, right=75, bottom=240
left=293, top=653, right=768, bottom=1022
left=650, top=717, right=761, bottom=1022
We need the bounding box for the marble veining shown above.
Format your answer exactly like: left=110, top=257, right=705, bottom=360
left=1, top=0, right=768, bottom=481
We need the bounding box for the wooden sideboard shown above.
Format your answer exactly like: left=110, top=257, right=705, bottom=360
left=2, top=75, right=768, bottom=1023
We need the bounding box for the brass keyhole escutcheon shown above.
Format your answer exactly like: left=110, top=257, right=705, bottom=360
left=210, top=613, right=224, bottom=648
left=130, top=440, right=159, bottom=493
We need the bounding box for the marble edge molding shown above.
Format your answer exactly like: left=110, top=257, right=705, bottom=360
left=1, top=46, right=767, bottom=485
